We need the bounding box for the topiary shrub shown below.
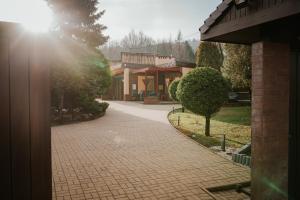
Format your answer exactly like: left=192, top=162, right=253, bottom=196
left=99, top=102, right=109, bottom=112
left=168, top=79, right=180, bottom=101
left=177, top=67, right=229, bottom=136
left=81, top=101, right=109, bottom=115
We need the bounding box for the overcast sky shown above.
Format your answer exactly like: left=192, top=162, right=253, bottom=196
left=100, top=0, right=220, bottom=41
left=0, top=0, right=221, bottom=41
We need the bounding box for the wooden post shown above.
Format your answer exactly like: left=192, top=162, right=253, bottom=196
left=0, top=22, right=11, bottom=200
left=0, top=22, right=51, bottom=200
left=221, top=134, right=226, bottom=152
left=156, top=69, right=159, bottom=96
left=145, top=71, right=148, bottom=97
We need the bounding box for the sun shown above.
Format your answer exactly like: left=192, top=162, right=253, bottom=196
left=21, top=0, right=53, bottom=33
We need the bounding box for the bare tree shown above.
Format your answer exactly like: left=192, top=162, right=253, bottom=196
left=101, top=30, right=197, bottom=62
left=121, top=30, right=155, bottom=53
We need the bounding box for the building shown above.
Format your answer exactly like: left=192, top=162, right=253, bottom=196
left=106, top=52, right=195, bottom=103
left=200, top=0, right=300, bottom=199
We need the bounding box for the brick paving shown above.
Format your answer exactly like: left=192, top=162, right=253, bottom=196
left=52, top=101, right=250, bottom=200
left=212, top=190, right=250, bottom=200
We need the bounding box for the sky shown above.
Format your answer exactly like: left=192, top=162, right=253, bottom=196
left=0, top=0, right=221, bottom=40
left=100, top=0, right=220, bottom=41
left=0, top=0, right=53, bottom=32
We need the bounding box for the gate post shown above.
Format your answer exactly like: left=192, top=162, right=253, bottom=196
left=0, top=22, right=51, bottom=200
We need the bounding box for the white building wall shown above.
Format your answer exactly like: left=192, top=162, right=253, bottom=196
left=182, top=67, right=193, bottom=76
left=123, top=68, right=130, bottom=96
left=155, top=56, right=176, bottom=67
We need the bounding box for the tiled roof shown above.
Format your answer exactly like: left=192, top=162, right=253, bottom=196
left=200, top=0, right=234, bottom=34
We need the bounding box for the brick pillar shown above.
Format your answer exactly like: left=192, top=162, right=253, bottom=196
left=123, top=68, right=130, bottom=101
left=251, top=42, right=290, bottom=200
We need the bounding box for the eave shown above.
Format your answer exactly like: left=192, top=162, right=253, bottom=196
left=200, top=0, right=300, bottom=44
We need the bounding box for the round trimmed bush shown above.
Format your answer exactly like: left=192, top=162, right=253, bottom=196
left=168, top=79, right=180, bottom=101
left=176, top=67, right=229, bottom=136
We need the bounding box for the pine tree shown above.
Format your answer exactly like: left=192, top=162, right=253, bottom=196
left=222, top=44, right=251, bottom=91
left=48, top=0, right=108, bottom=48
left=48, top=0, right=112, bottom=122
left=183, top=41, right=195, bottom=62
left=196, top=42, right=223, bottom=71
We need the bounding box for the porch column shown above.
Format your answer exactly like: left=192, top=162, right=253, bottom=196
left=155, top=70, right=159, bottom=95
left=182, top=67, right=192, bottom=76
left=145, top=71, right=148, bottom=97
left=251, top=42, right=290, bottom=200
left=123, top=68, right=130, bottom=101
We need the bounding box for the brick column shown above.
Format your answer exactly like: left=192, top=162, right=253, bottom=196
left=123, top=68, right=130, bottom=101
left=251, top=42, right=290, bottom=200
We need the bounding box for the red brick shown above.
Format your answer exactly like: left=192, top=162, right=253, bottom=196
left=251, top=41, right=289, bottom=200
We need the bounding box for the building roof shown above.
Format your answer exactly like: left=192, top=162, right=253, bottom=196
left=110, top=52, right=195, bottom=76
left=200, top=0, right=300, bottom=43
left=200, top=0, right=234, bottom=34
left=121, top=52, right=195, bottom=69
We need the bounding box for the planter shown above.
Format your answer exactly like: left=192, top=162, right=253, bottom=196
left=232, top=153, right=251, bottom=167
left=144, top=96, right=160, bottom=104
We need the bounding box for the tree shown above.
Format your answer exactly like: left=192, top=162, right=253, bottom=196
left=176, top=30, right=183, bottom=42
left=48, top=0, right=108, bottom=48
left=51, top=38, right=112, bottom=121
left=196, top=42, right=224, bottom=71
left=168, top=79, right=180, bottom=101
left=183, top=41, right=195, bottom=62
left=101, top=30, right=198, bottom=63
left=172, top=30, right=185, bottom=61
left=121, top=30, right=155, bottom=52
left=177, top=67, right=229, bottom=136
left=156, top=39, right=173, bottom=57
left=51, top=49, right=84, bottom=120
left=48, top=0, right=112, bottom=122
left=222, top=44, right=251, bottom=91
left=101, top=41, right=123, bottom=61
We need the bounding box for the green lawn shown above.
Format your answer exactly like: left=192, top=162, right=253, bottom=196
left=212, top=106, right=251, bottom=126
left=168, top=106, right=251, bottom=148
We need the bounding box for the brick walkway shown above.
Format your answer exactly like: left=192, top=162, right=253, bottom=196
left=52, top=101, right=250, bottom=200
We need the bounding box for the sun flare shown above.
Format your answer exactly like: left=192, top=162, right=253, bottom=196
left=21, top=0, right=53, bottom=33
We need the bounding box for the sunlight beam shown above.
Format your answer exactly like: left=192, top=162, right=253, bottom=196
left=20, top=0, right=53, bottom=33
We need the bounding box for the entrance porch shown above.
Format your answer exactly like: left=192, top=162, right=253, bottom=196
left=107, top=52, right=195, bottom=103
left=123, top=67, right=182, bottom=102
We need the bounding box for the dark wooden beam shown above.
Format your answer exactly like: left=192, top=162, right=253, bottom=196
left=201, top=0, right=300, bottom=42
left=0, top=22, right=51, bottom=200
left=9, top=32, right=31, bottom=200
left=0, top=23, right=12, bottom=200
left=29, top=36, right=52, bottom=200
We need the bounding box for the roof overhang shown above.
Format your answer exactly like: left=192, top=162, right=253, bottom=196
left=132, top=67, right=182, bottom=74
left=200, top=0, right=300, bottom=44
left=234, top=0, right=248, bottom=9
left=112, top=66, right=182, bottom=76
left=176, top=61, right=196, bottom=68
